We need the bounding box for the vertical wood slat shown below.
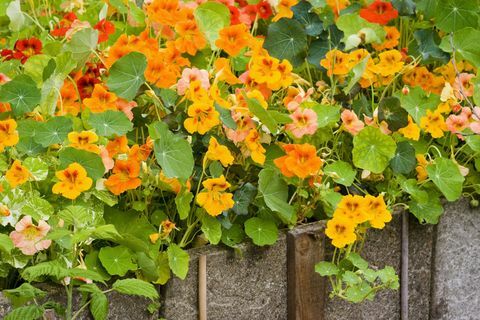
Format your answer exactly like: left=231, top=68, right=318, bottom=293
left=287, top=223, right=326, bottom=320
left=198, top=255, right=207, bottom=320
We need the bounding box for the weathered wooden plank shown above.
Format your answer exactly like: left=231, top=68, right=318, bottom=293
left=287, top=223, right=326, bottom=320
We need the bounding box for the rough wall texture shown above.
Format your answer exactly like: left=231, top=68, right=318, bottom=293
left=430, top=199, right=480, bottom=320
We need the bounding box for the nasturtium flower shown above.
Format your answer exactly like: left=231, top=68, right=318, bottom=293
left=325, top=216, right=357, bottom=248
left=365, top=195, right=392, bottom=229
left=415, top=154, right=429, bottom=182
left=216, top=24, right=251, bottom=56
left=205, top=137, right=234, bottom=167
left=196, top=175, right=234, bottom=216
left=104, top=159, right=142, bottom=195
left=0, top=119, right=19, bottom=151
left=7, top=38, right=42, bottom=63
left=359, top=0, right=398, bottom=25
left=214, top=58, right=241, bottom=85
left=274, top=143, right=323, bottom=179
left=158, top=171, right=191, bottom=194
left=10, top=216, right=51, bottom=255
left=82, top=84, right=118, bottom=113
left=453, top=73, right=475, bottom=100
left=174, top=20, right=206, bottom=56
left=93, top=19, right=115, bottom=43
left=68, top=131, right=100, bottom=154
left=376, top=50, right=404, bottom=76
left=51, top=12, right=77, bottom=37
left=52, top=163, right=93, bottom=200
left=146, top=0, right=181, bottom=27
left=398, top=116, right=420, bottom=141
left=320, top=49, right=352, bottom=76
left=245, top=129, right=266, bottom=165
left=372, top=26, right=400, bottom=51
left=177, top=68, right=210, bottom=96
left=150, top=220, right=176, bottom=243
left=326, top=0, right=350, bottom=16
left=184, top=99, right=220, bottom=135
left=106, top=136, right=129, bottom=158
left=285, top=108, right=318, bottom=138
left=334, top=195, right=371, bottom=225
left=420, top=109, right=447, bottom=138
left=272, top=0, right=298, bottom=22
left=341, top=110, right=365, bottom=136
left=6, top=160, right=30, bottom=189
left=57, top=80, right=81, bottom=116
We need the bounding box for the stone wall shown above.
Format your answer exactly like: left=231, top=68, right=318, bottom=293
left=0, top=199, right=478, bottom=319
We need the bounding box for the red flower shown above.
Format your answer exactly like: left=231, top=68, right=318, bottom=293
left=0, top=49, right=14, bottom=61
left=94, top=19, right=115, bottom=43
left=228, top=6, right=241, bottom=25
left=359, top=0, right=398, bottom=25
left=235, top=0, right=249, bottom=7
left=256, top=1, right=273, bottom=19
left=12, top=38, right=42, bottom=63
left=51, top=12, right=77, bottom=37
left=76, top=75, right=100, bottom=99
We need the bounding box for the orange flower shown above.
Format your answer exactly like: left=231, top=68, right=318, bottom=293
left=359, top=0, right=398, bottom=25
left=372, top=26, right=400, bottom=51
left=196, top=175, right=234, bottom=216
left=146, top=0, right=181, bottom=26
left=274, top=143, right=323, bottom=178
left=56, top=80, right=81, bottom=116
left=106, top=136, right=129, bottom=158
left=205, top=137, right=234, bottom=167
left=104, top=159, right=142, bottom=195
left=216, top=24, right=251, bottom=56
left=272, top=0, right=298, bottom=22
left=0, top=119, right=19, bottom=151
left=214, top=58, right=241, bottom=85
left=52, top=163, right=93, bottom=199
left=376, top=50, right=404, bottom=76
left=320, top=49, right=352, bottom=76
left=415, top=154, right=429, bottom=181
left=245, top=129, right=266, bottom=165
left=158, top=171, right=191, bottom=194
left=326, top=0, right=350, bottom=17
left=6, top=160, right=30, bottom=188
left=184, top=99, right=220, bottom=134
left=68, top=131, right=100, bottom=154
left=82, top=84, right=118, bottom=113
left=128, top=140, right=152, bottom=162
left=174, top=20, right=206, bottom=56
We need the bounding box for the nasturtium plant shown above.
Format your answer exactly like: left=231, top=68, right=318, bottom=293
left=0, top=0, right=479, bottom=317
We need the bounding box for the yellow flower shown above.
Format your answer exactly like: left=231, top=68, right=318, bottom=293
left=376, top=50, right=404, bottom=77
left=365, top=195, right=392, bottom=229
left=415, top=154, right=429, bottom=181
left=325, top=216, right=357, bottom=248
left=52, top=163, right=93, bottom=200
left=273, top=0, right=298, bottom=22
left=0, top=119, right=19, bottom=151
left=320, top=49, right=352, bottom=76
left=214, top=58, right=240, bottom=85
left=372, top=26, right=400, bottom=51
left=68, top=131, right=100, bottom=154
left=398, top=116, right=420, bottom=141
left=245, top=129, right=266, bottom=165
left=5, top=160, right=30, bottom=188
left=196, top=175, right=234, bottom=216
left=205, top=137, right=234, bottom=167
left=420, top=109, right=447, bottom=138
left=184, top=99, right=220, bottom=135
left=334, top=195, right=371, bottom=224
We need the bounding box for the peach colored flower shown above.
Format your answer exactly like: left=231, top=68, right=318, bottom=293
left=453, top=73, right=474, bottom=100
left=10, top=216, right=51, bottom=255
left=446, top=113, right=469, bottom=134
left=286, top=108, right=318, bottom=138
left=284, top=87, right=314, bottom=112
left=341, top=110, right=364, bottom=135
left=177, top=67, right=210, bottom=96
left=100, top=146, right=114, bottom=172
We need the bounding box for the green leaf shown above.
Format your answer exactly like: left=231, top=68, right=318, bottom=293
left=347, top=253, right=369, bottom=270
left=434, top=0, right=478, bottom=32
left=112, top=279, right=159, bottom=300
left=324, top=161, right=356, bottom=187
left=232, top=183, right=257, bottom=215
left=345, top=282, right=373, bottom=303
left=311, top=103, right=341, bottom=127
left=151, top=121, right=194, bottom=181
left=67, top=268, right=104, bottom=282
left=4, top=305, right=44, bottom=320
left=201, top=215, right=222, bottom=245
left=336, top=13, right=386, bottom=49
left=245, top=95, right=277, bottom=133
left=34, top=116, right=72, bottom=147
left=377, top=266, right=400, bottom=289
left=400, top=178, right=429, bottom=203
left=6, top=0, right=26, bottom=32
left=352, top=126, right=396, bottom=174
left=167, top=244, right=190, bottom=280
left=343, top=271, right=362, bottom=285
left=409, top=192, right=444, bottom=224
left=391, top=0, right=416, bottom=15
left=314, top=261, right=339, bottom=276
left=0, top=234, right=14, bottom=253
left=21, top=261, right=68, bottom=281
left=439, top=28, right=480, bottom=68
left=221, top=224, right=245, bottom=247
left=194, top=2, right=230, bottom=48
left=59, top=148, right=105, bottom=180
left=215, top=103, right=236, bottom=129
left=88, top=110, right=133, bottom=137
left=175, top=191, right=193, bottom=220
left=3, top=283, right=46, bottom=308
left=466, top=135, right=480, bottom=153
left=98, top=246, right=137, bottom=276
left=263, top=18, right=308, bottom=66
left=22, top=196, right=53, bottom=221
left=389, top=141, right=416, bottom=174
left=65, top=28, right=99, bottom=65
left=23, top=157, right=48, bottom=180
left=292, top=1, right=323, bottom=36
left=106, top=52, right=147, bottom=100
left=0, top=75, right=41, bottom=116
left=156, top=251, right=171, bottom=285
left=23, top=55, right=51, bottom=85
left=378, top=97, right=408, bottom=131
left=396, top=86, right=440, bottom=124
left=244, top=217, right=278, bottom=246
left=258, top=168, right=295, bottom=224
left=344, top=56, right=369, bottom=94
left=90, top=291, right=108, bottom=320
left=426, top=158, right=465, bottom=201
left=411, top=29, right=449, bottom=63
